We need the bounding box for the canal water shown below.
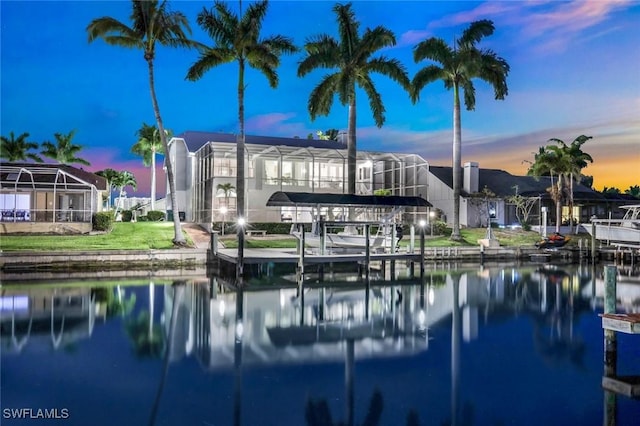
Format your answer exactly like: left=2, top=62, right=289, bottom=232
left=1, top=262, right=638, bottom=425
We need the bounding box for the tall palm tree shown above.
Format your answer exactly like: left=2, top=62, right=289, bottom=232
left=40, top=130, right=91, bottom=166
left=112, top=170, right=137, bottom=220
left=96, top=168, right=121, bottom=210
left=298, top=2, right=410, bottom=196
left=186, top=0, right=296, bottom=268
left=132, top=123, right=170, bottom=211
left=1, top=131, right=42, bottom=162
left=411, top=20, right=509, bottom=241
left=87, top=0, right=194, bottom=246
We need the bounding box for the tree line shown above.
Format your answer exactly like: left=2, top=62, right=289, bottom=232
left=84, top=0, right=510, bottom=245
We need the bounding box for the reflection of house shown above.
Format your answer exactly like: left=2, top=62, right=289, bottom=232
left=0, top=287, right=97, bottom=353
left=161, top=270, right=555, bottom=370
left=0, top=162, right=107, bottom=234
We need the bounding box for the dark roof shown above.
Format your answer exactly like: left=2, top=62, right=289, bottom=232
left=429, top=165, right=605, bottom=201
left=266, top=191, right=431, bottom=208
left=0, top=162, right=108, bottom=191
left=175, top=131, right=346, bottom=153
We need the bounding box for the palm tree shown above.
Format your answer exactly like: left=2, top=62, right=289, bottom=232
left=40, top=130, right=91, bottom=165
left=112, top=170, right=137, bottom=220
left=132, top=123, right=170, bottom=211
left=548, top=135, right=593, bottom=233
left=186, top=0, right=296, bottom=270
left=316, top=129, right=340, bottom=141
left=95, top=168, right=120, bottom=210
left=298, top=2, right=410, bottom=196
left=411, top=20, right=509, bottom=241
left=216, top=182, right=236, bottom=209
left=87, top=0, right=194, bottom=246
left=528, top=145, right=572, bottom=233
left=1, top=131, right=43, bottom=162
left=625, top=185, right=640, bottom=199
left=217, top=182, right=236, bottom=235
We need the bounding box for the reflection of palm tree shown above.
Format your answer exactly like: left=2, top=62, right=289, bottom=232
left=125, top=311, right=164, bottom=358
left=92, top=287, right=136, bottom=317
left=149, top=282, right=185, bottom=426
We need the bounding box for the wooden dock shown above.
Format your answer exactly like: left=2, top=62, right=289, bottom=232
left=600, top=313, right=640, bottom=334
left=600, top=266, right=640, bottom=402
left=214, top=247, right=422, bottom=265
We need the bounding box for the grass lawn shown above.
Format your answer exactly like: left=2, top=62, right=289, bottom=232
left=0, top=222, right=192, bottom=251
left=0, top=222, right=553, bottom=252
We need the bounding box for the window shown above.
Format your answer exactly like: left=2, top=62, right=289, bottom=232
left=214, top=157, right=236, bottom=176
left=264, top=159, right=279, bottom=184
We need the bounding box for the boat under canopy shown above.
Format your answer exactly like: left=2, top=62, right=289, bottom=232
left=266, top=191, right=431, bottom=208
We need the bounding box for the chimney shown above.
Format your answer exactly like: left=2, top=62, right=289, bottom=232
left=337, top=132, right=348, bottom=145
left=463, top=162, right=479, bottom=194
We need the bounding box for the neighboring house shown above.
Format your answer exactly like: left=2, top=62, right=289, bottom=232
left=428, top=162, right=611, bottom=228
left=165, top=131, right=621, bottom=229
left=0, top=162, right=107, bottom=234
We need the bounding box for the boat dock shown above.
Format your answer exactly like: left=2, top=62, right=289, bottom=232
left=213, top=247, right=422, bottom=265
left=600, top=265, right=640, bottom=403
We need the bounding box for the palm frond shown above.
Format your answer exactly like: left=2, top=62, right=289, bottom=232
left=413, top=37, right=452, bottom=65
left=460, top=78, right=476, bottom=111
left=366, top=56, right=410, bottom=91
left=307, top=73, right=340, bottom=120
left=458, top=19, right=494, bottom=48
left=298, top=35, right=341, bottom=76
left=334, top=3, right=360, bottom=62
left=186, top=48, right=235, bottom=81
left=358, top=74, right=385, bottom=127
left=411, top=65, right=446, bottom=102
left=358, top=26, right=396, bottom=60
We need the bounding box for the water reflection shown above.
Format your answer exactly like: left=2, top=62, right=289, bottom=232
left=1, top=263, right=638, bottom=426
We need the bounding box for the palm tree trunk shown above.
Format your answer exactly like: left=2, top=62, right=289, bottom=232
left=347, top=98, right=356, bottom=196
left=451, top=83, right=462, bottom=241
left=237, top=57, right=246, bottom=278
left=147, top=59, right=185, bottom=245
left=569, top=175, right=575, bottom=234
left=151, top=146, right=156, bottom=211
left=148, top=283, right=185, bottom=426
left=555, top=177, right=562, bottom=233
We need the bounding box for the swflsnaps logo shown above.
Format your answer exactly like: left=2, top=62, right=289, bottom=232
left=3, top=408, right=70, bottom=419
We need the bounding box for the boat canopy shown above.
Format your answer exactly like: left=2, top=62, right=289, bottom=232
left=266, top=191, right=431, bottom=208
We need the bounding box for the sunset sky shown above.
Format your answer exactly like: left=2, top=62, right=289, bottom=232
left=2, top=0, right=639, bottom=197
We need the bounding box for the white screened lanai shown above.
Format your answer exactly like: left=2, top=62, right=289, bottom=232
left=167, top=131, right=430, bottom=225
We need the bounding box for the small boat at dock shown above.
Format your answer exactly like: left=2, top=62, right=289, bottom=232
left=583, top=205, right=640, bottom=247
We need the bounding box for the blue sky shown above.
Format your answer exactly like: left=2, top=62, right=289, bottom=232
left=1, top=0, right=639, bottom=197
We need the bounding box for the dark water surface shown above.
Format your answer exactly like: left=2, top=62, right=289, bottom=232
left=1, top=263, right=639, bottom=425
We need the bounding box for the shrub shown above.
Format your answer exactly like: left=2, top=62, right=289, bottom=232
left=146, top=210, right=165, bottom=222
left=431, top=220, right=448, bottom=236
left=93, top=212, right=113, bottom=232
left=122, top=210, right=133, bottom=222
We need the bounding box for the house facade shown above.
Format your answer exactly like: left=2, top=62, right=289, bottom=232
left=167, top=132, right=431, bottom=226
left=0, top=162, right=107, bottom=234
left=166, top=131, right=616, bottom=230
